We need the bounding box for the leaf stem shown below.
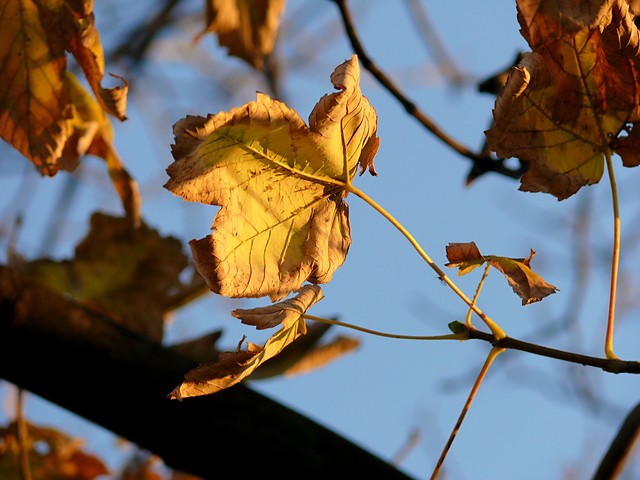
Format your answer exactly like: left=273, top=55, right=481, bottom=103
left=347, top=184, right=506, bottom=339
left=465, top=264, right=491, bottom=328
left=430, top=347, right=505, bottom=479
left=604, top=147, right=620, bottom=360
left=303, top=314, right=468, bottom=341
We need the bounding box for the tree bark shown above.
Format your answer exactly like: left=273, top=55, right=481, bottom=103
left=0, top=266, right=412, bottom=479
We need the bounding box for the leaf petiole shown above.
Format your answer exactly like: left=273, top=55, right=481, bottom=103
left=303, top=314, right=469, bottom=341
left=604, top=147, right=620, bottom=360
left=346, top=184, right=506, bottom=340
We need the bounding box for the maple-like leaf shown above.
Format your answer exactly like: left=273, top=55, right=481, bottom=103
left=165, top=55, right=379, bottom=301
left=0, top=0, right=127, bottom=176
left=20, top=213, right=188, bottom=341
left=196, top=0, right=287, bottom=70
left=169, top=285, right=323, bottom=398
left=486, top=0, right=640, bottom=200
left=0, top=421, right=108, bottom=479
left=446, top=242, right=558, bottom=305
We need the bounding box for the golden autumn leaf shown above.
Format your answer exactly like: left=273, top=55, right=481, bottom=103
left=0, top=421, right=108, bottom=480
left=486, top=0, right=640, bottom=200
left=196, top=0, right=287, bottom=70
left=165, top=55, right=379, bottom=301
left=20, top=213, right=188, bottom=341
left=169, top=285, right=323, bottom=398
left=0, top=0, right=127, bottom=176
left=445, top=242, right=558, bottom=305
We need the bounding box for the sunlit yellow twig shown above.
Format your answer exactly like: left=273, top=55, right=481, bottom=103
left=465, top=264, right=491, bottom=328
left=347, top=184, right=506, bottom=339
left=303, top=314, right=468, bottom=341
left=604, top=147, right=620, bottom=360
left=430, top=347, right=505, bottom=479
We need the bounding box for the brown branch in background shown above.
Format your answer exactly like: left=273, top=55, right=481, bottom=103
left=330, top=0, right=522, bottom=180
left=109, top=0, right=184, bottom=68
left=402, top=0, right=466, bottom=86
left=593, top=402, right=640, bottom=480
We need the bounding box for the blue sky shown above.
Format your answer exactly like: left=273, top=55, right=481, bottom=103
left=2, top=1, right=640, bottom=479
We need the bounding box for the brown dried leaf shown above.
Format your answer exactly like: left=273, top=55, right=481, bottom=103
left=232, top=284, right=323, bottom=329
left=196, top=0, right=287, bottom=70
left=485, top=250, right=559, bottom=305
left=445, top=242, right=485, bottom=275
left=22, top=213, right=188, bottom=341
left=486, top=0, right=640, bottom=200
left=445, top=242, right=558, bottom=305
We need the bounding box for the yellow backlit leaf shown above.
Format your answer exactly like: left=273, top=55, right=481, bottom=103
left=165, top=55, right=379, bottom=301
left=486, top=0, right=640, bottom=200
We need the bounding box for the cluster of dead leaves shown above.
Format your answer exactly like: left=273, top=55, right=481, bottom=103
left=0, top=0, right=139, bottom=223
left=487, top=0, right=640, bottom=200
left=165, top=54, right=375, bottom=397
left=0, top=420, right=108, bottom=479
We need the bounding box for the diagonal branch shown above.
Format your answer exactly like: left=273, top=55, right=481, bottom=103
left=329, top=0, right=523, bottom=180
left=0, top=265, right=412, bottom=479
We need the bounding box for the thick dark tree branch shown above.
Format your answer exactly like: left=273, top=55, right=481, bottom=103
left=0, top=266, right=412, bottom=479
left=329, top=0, right=523, bottom=181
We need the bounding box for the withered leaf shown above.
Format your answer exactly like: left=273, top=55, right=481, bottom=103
left=0, top=421, right=108, bottom=480
left=21, top=213, right=188, bottom=341
left=486, top=0, right=640, bottom=200
left=196, top=0, right=287, bottom=70
left=445, top=242, right=558, bottom=305
left=232, top=284, right=323, bottom=329
left=0, top=0, right=127, bottom=176
left=169, top=285, right=323, bottom=398
left=165, top=55, right=379, bottom=301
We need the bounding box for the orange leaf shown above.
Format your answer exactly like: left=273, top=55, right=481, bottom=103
left=445, top=242, right=558, bottom=305
left=486, top=0, right=640, bottom=200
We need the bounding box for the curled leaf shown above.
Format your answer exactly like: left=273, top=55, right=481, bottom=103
left=445, top=242, right=558, bottom=305
left=232, top=284, right=324, bottom=329
left=165, top=55, right=379, bottom=301
left=169, top=285, right=323, bottom=398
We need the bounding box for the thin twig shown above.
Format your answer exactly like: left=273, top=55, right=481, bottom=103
left=466, top=327, right=640, bottom=374
left=16, top=388, right=32, bottom=480
left=330, top=0, right=522, bottom=180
